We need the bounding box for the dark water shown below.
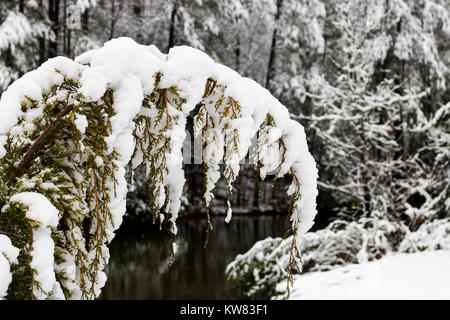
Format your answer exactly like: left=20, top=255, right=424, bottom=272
left=100, top=214, right=290, bottom=299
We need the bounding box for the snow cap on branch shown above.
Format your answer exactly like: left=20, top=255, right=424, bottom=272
left=0, top=37, right=318, bottom=299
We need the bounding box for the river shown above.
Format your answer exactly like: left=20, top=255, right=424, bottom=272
left=100, top=213, right=290, bottom=299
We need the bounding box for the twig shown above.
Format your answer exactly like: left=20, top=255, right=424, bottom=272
left=0, top=230, right=26, bottom=242
left=6, top=103, right=74, bottom=186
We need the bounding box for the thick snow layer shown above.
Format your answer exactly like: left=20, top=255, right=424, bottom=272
left=10, top=192, right=59, bottom=227
left=0, top=56, right=83, bottom=157
left=280, top=250, right=450, bottom=300
left=10, top=192, right=59, bottom=300
left=0, top=235, right=20, bottom=299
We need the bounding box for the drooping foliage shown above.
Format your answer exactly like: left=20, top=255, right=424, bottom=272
left=0, top=38, right=318, bottom=299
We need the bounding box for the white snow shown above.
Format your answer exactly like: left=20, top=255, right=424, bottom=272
left=11, top=192, right=59, bottom=227
left=74, top=113, right=88, bottom=134
left=10, top=192, right=59, bottom=300
left=0, top=235, right=20, bottom=299
left=280, top=250, right=450, bottom=300
left=94, top=156, right=104, bottom=166
left=160, top=45, right=214, bottom=114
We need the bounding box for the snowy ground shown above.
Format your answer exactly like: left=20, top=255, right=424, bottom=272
left=278, top=250, right=450, bottom=300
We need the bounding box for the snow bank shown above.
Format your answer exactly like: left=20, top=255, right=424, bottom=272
left=280, top=250, right=450, bottom=300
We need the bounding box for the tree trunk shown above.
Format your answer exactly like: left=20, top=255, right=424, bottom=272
left=235, top=36, right=241, bottom=73
left=48, top=0, right=60, bottom=58
left=253, top=172, right=260, bottom=209
left=110, top=0, right=116, bottom=40
left=167, top=2, right=178, bottom=52
left=133, top=0, right=142, bottom=16
left=19, top=0, right=25, bottom=13
left=82, top=8, right=89, bottom=31
left=39, top=36, right=46, bottom=64
left=67, top=29, right=71, bottom=58
left=360, top=111, right=372, bottom=214
left=265, top=0, right=283, bottom=90
left=63, top=0, right=67, bottom=56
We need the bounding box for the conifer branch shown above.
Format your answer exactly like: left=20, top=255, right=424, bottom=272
left=6, top=102, right=74, bottom=186
left=0, top=230, right=26, bottom=241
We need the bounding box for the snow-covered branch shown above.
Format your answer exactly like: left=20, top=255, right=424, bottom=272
left=0, top=37, right=318, bottom=299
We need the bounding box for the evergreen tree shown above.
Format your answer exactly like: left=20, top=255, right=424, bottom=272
left=226, top=0, right=450, bottom=299
left=0, top=38, right=318, bottom=299
left=0, top=0, right=53, bottom=91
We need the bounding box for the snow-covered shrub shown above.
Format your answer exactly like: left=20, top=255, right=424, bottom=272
left=0, top=38, right=318, bottom=299
left=226, top=237, right=292, bottom=299
left=400, top=218, right=450, bottom=252
left=226, top=217, right=407, bottom=298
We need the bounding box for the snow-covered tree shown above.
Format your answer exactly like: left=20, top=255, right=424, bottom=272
left=221, top=0, right=274, bottom=84
left=0, top=38, right=318, bottom=299
left=290, top=0, right=449, bottom=220
left=226, top=0, right=449, bottom=299
left=0, top=1, right=53, bottom=91
left=84, top=0, right=223, bottom=53
left=269, top=0, right=326, bottom=94
left=0, top=0, right=101, bottom=92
